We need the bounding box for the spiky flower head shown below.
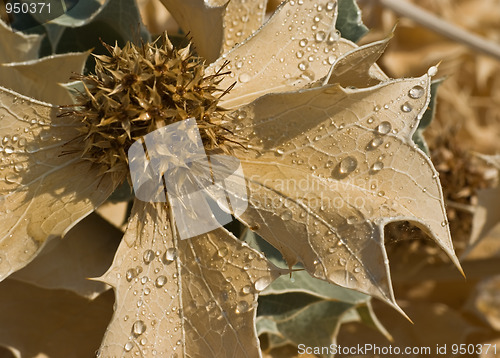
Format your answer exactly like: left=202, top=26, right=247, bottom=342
left=69, top=35, right=232, bottom=178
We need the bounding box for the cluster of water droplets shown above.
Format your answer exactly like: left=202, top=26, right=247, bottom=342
left=113, top=225, right=282, bottom=356
left=116, top=241, right=182, bottom=357
left=223, top=1, right=266, bottom=50
left=220, top=0, right=341, bottom=90
left=327, top=82, right=428, bottom=188
left=0, top=94, right=56, bottom=189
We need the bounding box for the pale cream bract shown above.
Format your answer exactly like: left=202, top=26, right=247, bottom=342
left=0, top=1, right=462, bottom=357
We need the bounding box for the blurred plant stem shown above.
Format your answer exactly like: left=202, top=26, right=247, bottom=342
left=372, top=0, right=500, bottom=61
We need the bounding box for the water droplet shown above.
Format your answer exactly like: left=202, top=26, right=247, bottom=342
left=280, top=209, right=293, bottom=221
left=354, top=267, right=361, bottom=273
left=370, top=162, right=384, bottom=173
left=427, top=66, right=438, bottom=76
left=441, top=220, right=448, bottom=227
left=313, top=15, right=322, bottom=23
left=409, top=85, right=425, bottom=99
left=332, top=156, right=357, bottom=179
left=163, top=248, right=177, bottom=264
left=143, top=250, right=155, bottom=264
left=339, top=156, right=357, bottom=174
left=4, top=173, right=20, bottom=184
left=25, top=143, right=39, bottom=153
left=124, top=342, right=133, bottom=352
left=298, top=61, right=308, bottom=71
left=140, top=338, right=148, bottom=346
left=132, top=320, right=146, bottom=336
left=254, top=277, right=272, bottom=291
left=141, top=276, right=148, bottom=284
left=327, top=55, right=337, bottom=64
left=276, top=148, right=284, bottom=155
left=326, top=1, right=336, bottom=11
left=296, top=50, right=304, bottom=59
left=346, top=216, right=358, bottom=225
left=235, top=61, right=243, bottom=69
left=367, top=137, right=383, bottom=150
left=315, top=31, right=326, bottom=42
left=242, top=286, right=252, bottom=294
left=367, top=117, right=374, bottom=124
left=217, top=247, right=228, bottom=257
left=401, top=102, right=412, bottom=112
left=299, top=39, right=308, bottom=47
left=235, top=301, right=250, bottom=314
left=302, top=70, right=315, bottom=81
left=237, top=110, right=247, bottom=120
left=155, top=275, right=167, bottom=287
left=238, top=73, right=251, bottom=83
left=4, top=146, right=14, bottom=154
left=378, top=191, right=385, bottom=197
left=376, top=121, right=392, bottom=135
left=14, top=163, right=24, bottom=172
left=126, top=268, right=138, bottom=282
left=339, top=258, right=347, bottom=266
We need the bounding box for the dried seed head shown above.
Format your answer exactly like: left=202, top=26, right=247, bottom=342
left=68, top=34, right=231, bottom=177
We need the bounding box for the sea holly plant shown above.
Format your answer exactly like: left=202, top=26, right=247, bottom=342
left=0, top=0, right=463, bottom=357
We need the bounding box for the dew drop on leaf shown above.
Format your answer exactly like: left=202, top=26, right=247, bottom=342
left=235, top=301, right=250, bottom=314
left=132, top=320, right=147, bottom=336
left=126, top=268, right=138, bottom=282
left=143, top=249, right=155, bottom=264
left=401, top=102, right=413, bottom=112
left=315, top=31, right=326, bottom=42
left=217, top=247, right=228, bottom=257
left=367, top=137, right=384, bottom=150
left=280, top=209, right=293, bottom=220
left=124, top=342, right=133, bottom=352
left=4, top=173, right=20, bottom=184
left=376, top=121, right=392, bottom=135
left=162, top=248, right=177, bottom=264
left=428, top=66, right=438, bottom=76
left=14, top=163, right=24, bottom=172
left=370, top=161, right=384, bottom=173
left=155, top=275, right=167, bottom=288
left=409, top=85, right=425, bottom=99
left=337, top=156, right=357, bottom=176
left=238, top=73, right=251, bottom=83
